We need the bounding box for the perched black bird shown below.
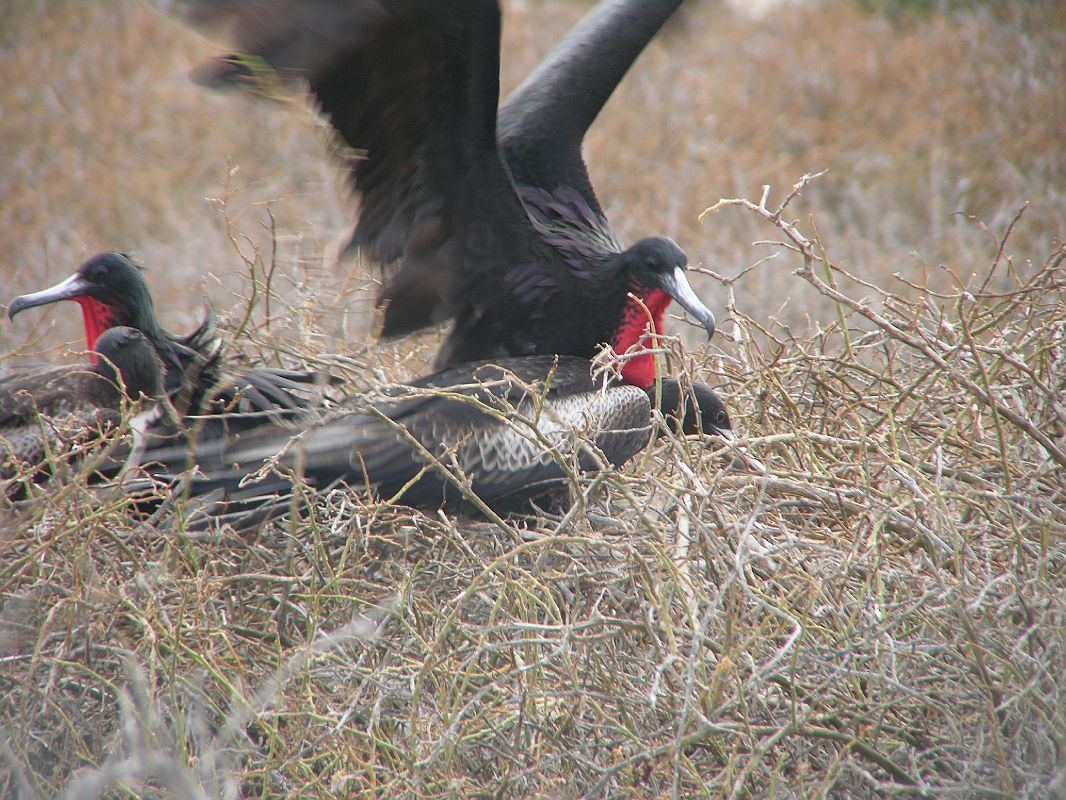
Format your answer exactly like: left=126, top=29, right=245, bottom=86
left=141, top=356, right=732, bottom=530
left=1, top=326, right=164, bottom=492
left=152, top=0, right=711, bottom=389
left=8, top=252, right=327, bottom=438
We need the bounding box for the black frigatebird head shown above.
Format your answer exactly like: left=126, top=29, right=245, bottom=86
left=606, top=236, right=715, bottom=389
left=8, top=253, right=163, bottom=361
left=653, top=379, right=730, bottom=438
left=92, top=326, right=166, bottom=403
left=653, top=378, right=767, bottom=472
left=624, top=236, right=715, bottom=339
left=9, top=252, right=326, bottom=426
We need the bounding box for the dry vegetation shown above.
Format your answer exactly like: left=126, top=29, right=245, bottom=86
left=1, top=1, right=1064, bottom=798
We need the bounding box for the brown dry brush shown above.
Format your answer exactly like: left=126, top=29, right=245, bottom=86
left=1, top=181, right=1064, bottom=798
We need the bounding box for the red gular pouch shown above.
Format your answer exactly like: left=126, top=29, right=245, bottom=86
left=74, top=296, right=121, bottom=363
left=611, top=288, right=672, bottom=390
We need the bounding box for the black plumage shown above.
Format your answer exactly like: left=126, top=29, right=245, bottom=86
left=8, top=252, right=327, bottom=438
left=126, top=0, right=741, bottom=524
left=154, top=0, right=712, bottom=389
left=140, top=355, right=732, bottom=530
left=654, top=379, right=733, bottom=438
left=1, top=326, right=164, bottom=491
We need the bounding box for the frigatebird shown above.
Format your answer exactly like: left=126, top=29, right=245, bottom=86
left=150, top=0, right=711, bottom=390
left=139, top=355, right=733, bottom=530
left=1, top=326, right=164, bottom=493
left=126, top=0, right=742, bottom=526
left=8, top=252, right=328, bottom=438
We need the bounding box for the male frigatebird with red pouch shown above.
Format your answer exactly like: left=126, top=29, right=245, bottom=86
left=150, top=0, right=713, bottom=391
left=9, top=252, right=327, bottom=438
left=134, top=0, right=743, bottom=527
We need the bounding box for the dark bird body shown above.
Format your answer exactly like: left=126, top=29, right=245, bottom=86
left=154, top=0, right=710, bottom=390
left=129, top=0, right=738, bottom=526
left=0, top=326, right=164, bottom=491
left=143, top=356, right=731, bottom=530
left=8, top=252, right=326, bottom=439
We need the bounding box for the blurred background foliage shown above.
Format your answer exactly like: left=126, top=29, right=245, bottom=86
left=1, top=0, right=1063, bottom=367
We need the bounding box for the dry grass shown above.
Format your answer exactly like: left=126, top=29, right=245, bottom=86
left=1, top=0, right=1064, bottom=798
left=2, top=1, right=1062, bottom=355
left=1, top=189, right=1062, bottom=798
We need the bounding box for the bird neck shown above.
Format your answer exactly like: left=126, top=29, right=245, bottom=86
left=74, top=297, right=121, bottom=363
left=611, top=288, right=671, bottom=390
left=73, top=295, right=171, bottom=365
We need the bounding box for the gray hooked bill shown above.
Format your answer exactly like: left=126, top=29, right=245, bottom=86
left=655, top=266, right=715, bottom=339
left=8, top=273, right=94, bottom=320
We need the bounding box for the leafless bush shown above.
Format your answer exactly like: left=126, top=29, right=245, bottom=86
left=1, top=172, right=1062, bottom=797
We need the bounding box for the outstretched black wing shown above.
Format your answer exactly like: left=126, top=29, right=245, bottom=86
left=152, top=0, right=574, bottom=365
left=497, top=0, right=685, bottom=215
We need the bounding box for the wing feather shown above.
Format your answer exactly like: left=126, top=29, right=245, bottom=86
left=154, top=0, right=572, bottom=355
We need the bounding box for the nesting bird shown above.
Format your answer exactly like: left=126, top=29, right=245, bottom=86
left=9, top=252, right=329, bottom=440
left=0, top=326, right=164, bottom=495
left=142, top=356, right=732, bottom=530
left=129, top=0, right=745, bottom=526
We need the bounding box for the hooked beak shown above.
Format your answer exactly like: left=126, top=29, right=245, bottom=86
left=655, top=266, right=715, bottom=339
left=8, top=273, right=93, bottom=321
left=711, top=424, right=735, bottom=442
left=717, top=427, right=769, bottom=475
